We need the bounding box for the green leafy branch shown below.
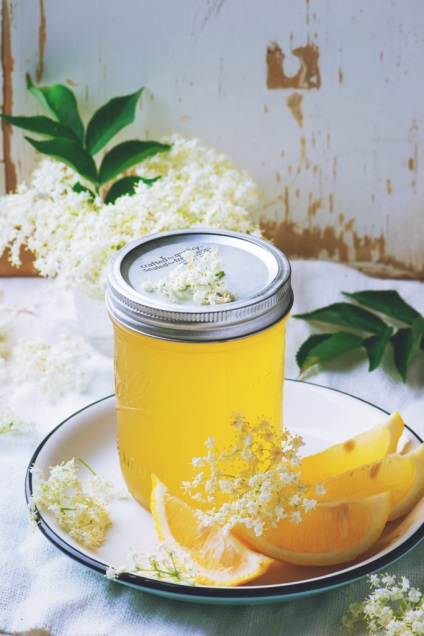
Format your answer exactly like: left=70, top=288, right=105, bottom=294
left=0, top=75, right=171, bottom=204
left=294, top=290, right=424, bottom=382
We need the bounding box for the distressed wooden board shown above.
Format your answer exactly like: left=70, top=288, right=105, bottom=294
left=1, top=0, right=423, bottom=277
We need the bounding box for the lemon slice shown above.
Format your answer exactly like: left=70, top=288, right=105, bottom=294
left=319, top=443, right=424, bottom=521
left=300, top=411, right=404, bottom=485
left=150, top=476, right=273, bottom=586
left=235, top=492, right=392, bottom=567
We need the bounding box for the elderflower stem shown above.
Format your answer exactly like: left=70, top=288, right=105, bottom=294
left=107, top=544, right=197, bottom=586
left=77, top=457, right=96, bottom=476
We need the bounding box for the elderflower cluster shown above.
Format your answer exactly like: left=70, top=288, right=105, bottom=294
left=0, top=134, right=260, bottom=299
left=11, top=335, right=91, bottom=396
left=106, top=542, right=197, bottom=586
left=183, top=413, right=319, bottom=536
left=342, top=573, right=424, bottom=635
left=0, top=305, right=15, bottom=358
left=142, top=248, right=233, bottom=305
left=0, top=403, right=34, bottom=434
left=29, top=458, right=128, bottom=548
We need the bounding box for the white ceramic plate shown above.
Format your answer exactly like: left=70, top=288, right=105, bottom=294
left=25, top=380, right=424, bottom=605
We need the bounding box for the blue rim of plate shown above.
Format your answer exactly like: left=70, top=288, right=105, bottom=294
left=25, top=380, right=424, bottom=603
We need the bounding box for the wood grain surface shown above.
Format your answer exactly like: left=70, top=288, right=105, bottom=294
left=1, top=0, right=423, bottom=278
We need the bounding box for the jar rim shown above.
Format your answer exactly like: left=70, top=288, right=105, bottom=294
left=106, top=229, right=293, bottom=342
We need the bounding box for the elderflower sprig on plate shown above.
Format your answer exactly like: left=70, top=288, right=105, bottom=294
left=0, top=403, right=34, bottom=434
left=342, top=573, right=424, bottom=635
left=182, top=413, right=320, bottom=536
left=142, top=247, right=234, bottom=305
left=106, top=543, right=197, bottom=586
left=29, top=458, right=128, bottom=548
left=0, top=134, right=260, bottom=299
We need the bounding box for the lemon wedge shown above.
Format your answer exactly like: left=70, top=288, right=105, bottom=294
left=235, top=492, right=392, bottom=567
left=300, top=411, right=404, bottom=485
left=319, top=443, right=424, bottom=521
left=150, top=475, right=273, bottom=586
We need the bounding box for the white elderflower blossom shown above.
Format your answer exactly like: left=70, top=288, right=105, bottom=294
left=183, top=413, right=314, bottom=536
left=29, top=458, right=128, bottom=548
left=0, top=305, right=15, bottom=358
left=106, top=542, right=197, bottom=585
left=0, top=135, right=260, bottom=299
left=0, top=403, right=34, bottom=435
left=11, top=335, right=91, bottom=396
left=342, top=573, right=424, bottom=634
left=314, top=483, right=326, bottom=496
left=143, top=248, right=233, bottom=305
left=409, top=589, right=423, bottom=603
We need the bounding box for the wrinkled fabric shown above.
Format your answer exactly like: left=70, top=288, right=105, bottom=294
left=0, top=261, right=423, bottom=636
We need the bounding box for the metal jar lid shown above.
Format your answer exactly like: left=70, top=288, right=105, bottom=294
left=106, top=229, right=293, bottom=342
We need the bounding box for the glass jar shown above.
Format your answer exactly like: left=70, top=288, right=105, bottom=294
left=106, top=229, right=293, bottom=510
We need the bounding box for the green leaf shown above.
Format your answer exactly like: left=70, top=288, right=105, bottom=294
left=26, top=74, right=84, bottom=143
left=0, top=114, right=78, bottom=142
left=72, top=182, right=96, bottom=199
left=103, top=175, right=156, bottom=204
left=98, top=140, right=171, bottom=184
left=296, top=332, right=364, bottom=373
left=363, top=328, right=393, bottom=372
left=104, top=175, right=160, bottom=204
left=391, top=317, right=424, bottom=382
left=25, top=136, right=98, bottom=184
left=85, top=88, right=144, bottom=155
left=342, top=290, right=421, bottom=326
left=293, top=302, right=388, bottom=336
left=296, top=333, right=334, bottom=371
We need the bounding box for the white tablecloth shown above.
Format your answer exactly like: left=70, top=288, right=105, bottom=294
left=0, top=260, right=423, bottom=636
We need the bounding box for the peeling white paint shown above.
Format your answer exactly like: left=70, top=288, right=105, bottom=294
left=1, top=0, right=423, bottom=276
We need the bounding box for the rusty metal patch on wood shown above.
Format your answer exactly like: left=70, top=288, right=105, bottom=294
left=261, top=219, right=424, bottom=279
left=1, top=0, right=40, bottom=275
left=36, top=0, right=47, bottom=83
left=286, top=93, right=303, bottom=127
left=1, top=0, right=17, bottom=194
left=0, top=246, right=37, bottom=276
left=266, top=41, right=321, bottom=90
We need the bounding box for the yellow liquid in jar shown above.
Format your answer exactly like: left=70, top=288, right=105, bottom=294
left=113, top=317, right=288, bottom=510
